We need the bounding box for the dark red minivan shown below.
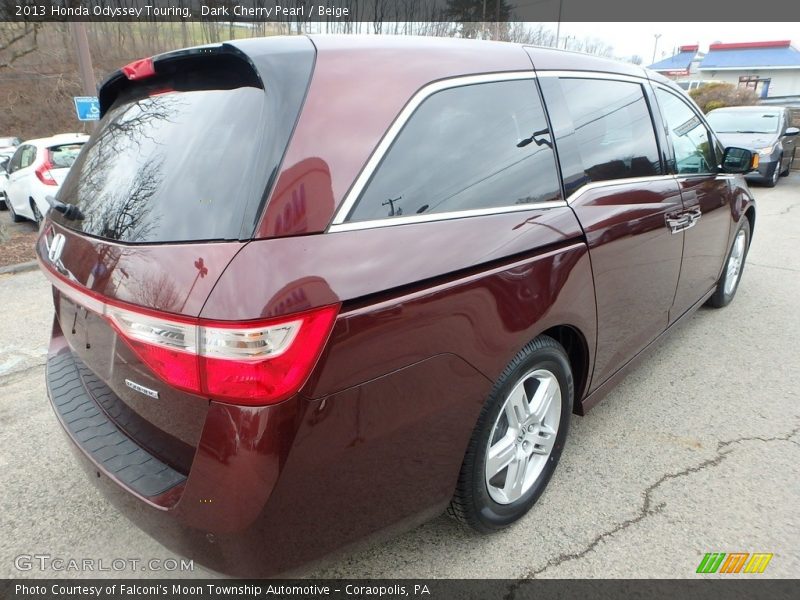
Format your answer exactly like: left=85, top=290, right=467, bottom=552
left=38, top=35, right=756, bottom=576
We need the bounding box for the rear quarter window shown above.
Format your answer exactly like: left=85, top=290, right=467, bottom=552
left=20, top=145, right=36, bottom=169
left=345, top=79, right=562, bottom=223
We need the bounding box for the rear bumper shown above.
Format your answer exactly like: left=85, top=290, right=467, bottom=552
left=48, top=350, right=186, bottom=499
left=46, top=319, right=491, bottom=576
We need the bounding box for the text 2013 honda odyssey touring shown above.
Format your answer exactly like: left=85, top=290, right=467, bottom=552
left=38, top=35, right=757, bottom=576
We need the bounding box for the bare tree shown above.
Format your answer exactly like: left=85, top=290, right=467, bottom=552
left=0, top=23, right=42, bottom=69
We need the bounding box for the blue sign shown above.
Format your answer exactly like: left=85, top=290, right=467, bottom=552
left=73, top=96, right=100, bottom=121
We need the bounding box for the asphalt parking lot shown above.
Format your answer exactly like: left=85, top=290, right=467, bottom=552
left=1, top=173, right=798, bottom=581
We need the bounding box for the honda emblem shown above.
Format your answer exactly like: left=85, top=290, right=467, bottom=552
left=48, top=233, right=66, bottom=263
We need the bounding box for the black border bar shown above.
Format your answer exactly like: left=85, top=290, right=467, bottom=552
left=2, top=579, right=798, bottom=600
left=2, top=0, right=800, bottom=22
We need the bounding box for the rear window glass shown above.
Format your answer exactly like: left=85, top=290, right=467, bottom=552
left=53, top=86, right=265, bottom=243
left=49, top=144, right=84, bottom=169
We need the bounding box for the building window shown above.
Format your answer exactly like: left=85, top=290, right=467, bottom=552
left=738, top=76, right=771, bottom=99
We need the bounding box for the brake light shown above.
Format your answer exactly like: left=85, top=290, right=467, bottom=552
left=122, top=57, right=156, bottom=81
left=106, top=304, right=339, bottom=405
left=35, top=150, right=57, bottom=186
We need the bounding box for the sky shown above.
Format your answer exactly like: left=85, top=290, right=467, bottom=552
left=548, top=22, right=799, bottom=64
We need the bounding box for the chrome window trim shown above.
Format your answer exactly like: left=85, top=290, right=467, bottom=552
left=328, top=70, right=540, bottom=229
left=328, top=200, right=568, bottom=233
left=535, top=70, right=649, bottom=84
left=327, top=69, right=685, bottom=233
left=564, top=175, right=677, bottom=204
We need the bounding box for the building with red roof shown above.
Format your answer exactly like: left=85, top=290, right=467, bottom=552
left=649, top=40, right=800, bottom=104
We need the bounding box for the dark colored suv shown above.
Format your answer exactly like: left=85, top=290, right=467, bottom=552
left=38, top=35, right=756, bottom=576
left=706, top=105, right=798, bottom=187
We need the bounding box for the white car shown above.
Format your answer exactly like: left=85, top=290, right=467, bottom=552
left=5, top=134, right=88, bottom=225
left=0, top=150, right=14, bottom=209
left=0, top=136, right=20, bottom=154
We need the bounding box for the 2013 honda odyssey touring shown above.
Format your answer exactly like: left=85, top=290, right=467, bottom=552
left=38, top=35, right=756, bottom=576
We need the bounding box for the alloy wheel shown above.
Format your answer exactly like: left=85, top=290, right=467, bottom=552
left=724, top=229, right=747, bottom=297
left=485, top=369, right=561, bottom=505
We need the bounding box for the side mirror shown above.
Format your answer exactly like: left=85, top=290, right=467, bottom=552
left=721, top=147, right=757, bottom=174
left=785, top=126, right=800, bottom=137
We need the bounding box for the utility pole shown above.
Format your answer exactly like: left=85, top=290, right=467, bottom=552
left=69, top=21, right=97, bottom=130
left=69, top=22, right=96, bottom=97
left=555, top=0, right=563, bottom=48
left=652, top=33, right=662, bottom=65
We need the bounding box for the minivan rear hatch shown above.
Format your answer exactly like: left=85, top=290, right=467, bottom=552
left=39, top=37, right=315, bottom=477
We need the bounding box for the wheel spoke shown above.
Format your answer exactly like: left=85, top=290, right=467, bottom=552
left=505, top=384, right=530, bottom=430
left=503, top=455, right=528, bottom=500
left=528, top=374, right=558, bottom=426
left=530, top=424, right=557, bottom=455
left=486, top=434, right=517, bottom=479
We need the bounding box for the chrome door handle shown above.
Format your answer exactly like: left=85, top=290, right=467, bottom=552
left=666, top=209, right=702, bottom=234
left=666, top=214, right=691, bottom=234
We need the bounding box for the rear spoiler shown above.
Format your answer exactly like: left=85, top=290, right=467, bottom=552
left=97, top=44, right=264, bottom=117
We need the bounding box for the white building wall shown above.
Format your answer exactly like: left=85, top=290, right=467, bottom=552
left=698, top=69, right=800, bottom=97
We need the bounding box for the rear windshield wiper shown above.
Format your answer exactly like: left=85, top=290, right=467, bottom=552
left=46, top=196, right=85, bottom=221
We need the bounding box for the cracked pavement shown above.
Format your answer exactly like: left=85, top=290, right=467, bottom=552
left=1, top=173, right=799, bottom=579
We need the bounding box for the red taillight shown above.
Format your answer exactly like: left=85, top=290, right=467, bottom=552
left=122, top=57, right=156, bottom=81
left=105, top=303, right=339, bottom=406
left=41, top=265, right=339, bottom=405
left=35, top=151, right=57, bottom=186
left=200, top=307, right=339, bottom=402
left=124, top=339, right=201, bottom=393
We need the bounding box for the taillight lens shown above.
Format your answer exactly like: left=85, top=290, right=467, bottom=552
left=105, top=304, right=339, bottom=405
left=35, top=150, right=57, bottom=186
left=200, top=309, right=336, bottom=402
left=41, top=262, right=339, bottom=405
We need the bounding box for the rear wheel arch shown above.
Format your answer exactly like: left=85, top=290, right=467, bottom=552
left=744, top=205, right=755, bottom=242
left=539, top=324, right=590, bottom=415
left=448, top=333, right=574, bottom=531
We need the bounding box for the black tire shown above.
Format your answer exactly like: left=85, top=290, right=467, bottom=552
left=7, top=197, right=24, bottom=222
left=0, top=193, right=7, bottom=211
left=707, top=218, right=751, bottom=308
left=763, top=158, right=781, bottom=187
left=30, top=199, right=43, bottom=228
left=447, top=335, right=573, bottom=532
left=781, top=150, right=794, bottom=177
